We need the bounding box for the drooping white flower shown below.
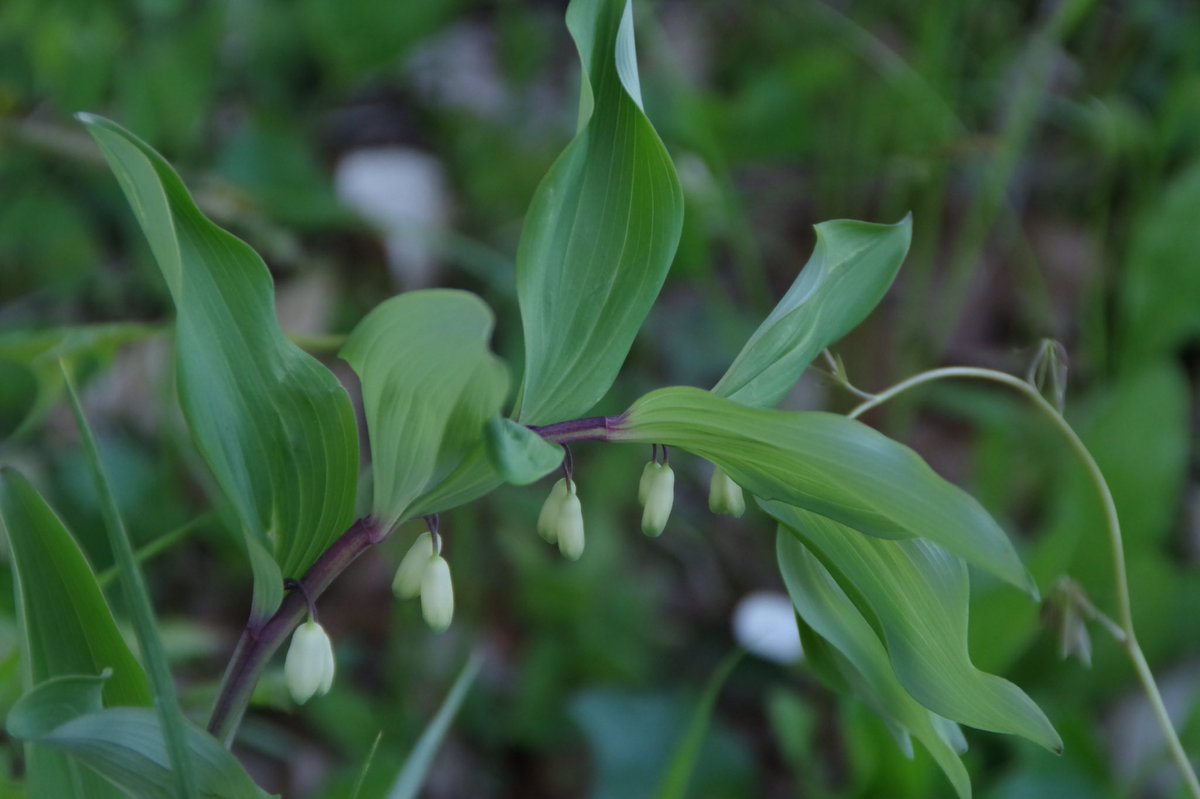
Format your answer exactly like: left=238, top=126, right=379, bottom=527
left=537, top=478, right=571, bottom=543
left=284, top=619, right=336, bottom=705
left=708, top=467, right=745, bottom=517
left=393, top=530, right=440, bottom=599
left=641, top=463, right=675, bottom=537
left=421, top=555, right=455, bottom=632
left=556, top=485, right=585, bottom=561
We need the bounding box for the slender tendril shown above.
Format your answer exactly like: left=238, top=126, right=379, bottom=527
left=848, top=365, right=1199, bottom=797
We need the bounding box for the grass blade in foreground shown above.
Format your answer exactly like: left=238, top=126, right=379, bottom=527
left=714, top=217, right=912, bottom=407
left=63, top=365, right=199, bottom=799
left=514, top=0, right=684, bottom=424
left=615, top=386, right=1036, bottom=593
left=654, top=650, right=743, bottom=799
left=79, top=113, right=359, bottom=621
left=0, top=468, right=149, bottom=799
left=386, top=652, right=483, bottom=799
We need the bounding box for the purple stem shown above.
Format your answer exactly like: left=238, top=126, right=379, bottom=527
left=527, top=415, right=622, bottom=443
left=207, top=516, right=387, bottom=745
left=208, top=416, right=623, bottom=745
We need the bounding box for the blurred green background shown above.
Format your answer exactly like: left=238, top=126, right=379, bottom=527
left=2, top=0, right=1199, bottom=796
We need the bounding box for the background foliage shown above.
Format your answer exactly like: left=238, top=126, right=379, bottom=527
left=1, top=0, right=1198, bottom=796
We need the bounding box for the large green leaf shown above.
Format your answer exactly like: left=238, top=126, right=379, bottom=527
left=0, top=468, right=150, bottom=799
left=776, top=531, right=970, bottom=799
left=11, top=702, right=274, bottom=799
left=767, top=502, right=1060, bottom=753
left=614, top=387, right=1034, bottom=593
left=341, top=290, right=509, bottom=528
left=714, top=217, right=912, bottom=407
left=80, top=114, right=360, bottom=620
left=514, top=0, right=684, bottom=424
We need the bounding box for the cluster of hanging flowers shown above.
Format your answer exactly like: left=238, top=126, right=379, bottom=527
left=532, top=441, right=747, bottom=561
left=282, top=437, right=750, bottom=708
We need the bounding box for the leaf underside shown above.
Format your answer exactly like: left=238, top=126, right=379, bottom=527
left=768, top=502, right=1060, bottom=755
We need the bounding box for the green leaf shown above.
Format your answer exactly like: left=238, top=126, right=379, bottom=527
left=385, top=652, right=482, bottom=799
left=614, top=387, right=1035, bottom=593
left=484, top=417, right=565, bottom=486
left=714, top=217, right=912, bottom=407
left=7, top=673, right=108, bottom=742
left=79, top=114, right=360, bottom=620
left=767, top=502, right=1061, bottom=754
left=776, top=531, right=971, bottom=799
left=514, top=0, right=684, bottom=424
left=341, top=290, right=509, bottom=528
left=654, top=650, right=743, bottom=799
left=1117, top=161, right=1200, bottom=370
left=0, top=323, right=157, bottom=439
left=0, top=468, right=150, bottom=799
left=14, top=707, right=274, bottom=799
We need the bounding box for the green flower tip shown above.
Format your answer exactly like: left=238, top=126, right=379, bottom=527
left=708, top=467, right=745, bottom=517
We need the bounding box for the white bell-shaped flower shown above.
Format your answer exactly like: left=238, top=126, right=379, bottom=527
left=708, top=467, right=745, bottom=517
left=421, top=555, right=455, bottom=632
left=641, top=463, right=675, bottom=537
left=284, top=619, right=336, bottom=705
left=537, top=478, right=570, bottom=543
left=556, top=485, right=585, bottom=561
left=393, top=530, right=439, bottom=599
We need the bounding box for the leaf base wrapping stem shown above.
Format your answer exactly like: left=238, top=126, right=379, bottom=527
left=207, top=517, right=387, bottom=745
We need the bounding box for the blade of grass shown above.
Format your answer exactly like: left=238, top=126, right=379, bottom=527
left=61, top=362, right=199, bottom=799
left=350, top=732, right=384, bottom=799
left=386, top=651, right=483, bottom=799
left=654, top=649, right=744, bottom=799
left=96, top=511, right=216, bottom=589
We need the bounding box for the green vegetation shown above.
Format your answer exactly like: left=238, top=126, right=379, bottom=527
left=1, top=1, right=1198, bottom=797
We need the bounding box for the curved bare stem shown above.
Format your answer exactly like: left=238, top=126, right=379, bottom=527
left=848, top=366, right=1199, bottom=797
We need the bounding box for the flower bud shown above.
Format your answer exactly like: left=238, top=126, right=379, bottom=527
left=393, top=531, right=439, bottom=599
left=284, top=619, right=336, bottom=705
left=708, top=468, right=745, bottom=517
left=421, top=555, right=455, bottom=632
left=638, top=462, right=661, bottom=505
left=556, top=487, right=585, bottom=561
left=537, top=478, right=571, bottom=543
left=641, top=463, right=674, bottom=537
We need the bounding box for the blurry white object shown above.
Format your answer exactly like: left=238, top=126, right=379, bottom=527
left=334, top=148, right=450, bottom=288
left=732, top=591, right=803, bottom=665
